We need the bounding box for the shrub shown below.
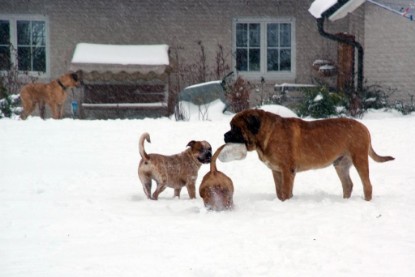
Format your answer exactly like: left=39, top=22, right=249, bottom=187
left=297, top=86, right=346, bottom=118
left=223, top=76, right=250, bottom=113
left=360, top=83, right=393, bottom=111
left=0, top=79, right=13, bottom=118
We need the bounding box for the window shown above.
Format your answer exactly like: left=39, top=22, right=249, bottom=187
left=233, top=17, right=295, bottom=80
left=0, top=16, right=48, bottom=75
left=0, top=20, right=10, bottom=70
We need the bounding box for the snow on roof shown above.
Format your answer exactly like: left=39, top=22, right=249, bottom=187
left=309, top=0, right=366, bottom=21
left=71, top=43, right=169, bottom=65
left=329, top=0, right=366, bottom=21
left=309, top=0, right=337, bottom=18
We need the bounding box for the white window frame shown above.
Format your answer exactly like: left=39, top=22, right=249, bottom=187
left=0, top=14, right=50, bottom=77
left=232, top=17, right=296, bottom=81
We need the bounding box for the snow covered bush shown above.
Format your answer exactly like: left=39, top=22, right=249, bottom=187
left=0, top=78, right=19, bottom=118
left=297, top=86, right=346, bottom=118
left=360, top=83, right=393, bottom=111
left=0, top=89, right=21, bottom=118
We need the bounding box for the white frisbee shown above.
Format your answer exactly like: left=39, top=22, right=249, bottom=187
left=218, top=143, right=247, bottom=162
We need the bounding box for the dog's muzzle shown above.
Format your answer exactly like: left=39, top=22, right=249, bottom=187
left=224, top=129, right=245, bottom=144
left=198, top=149, right=212, bottom=164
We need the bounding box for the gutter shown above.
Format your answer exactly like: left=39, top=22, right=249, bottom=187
left=316, top=17, right=364, bottom=92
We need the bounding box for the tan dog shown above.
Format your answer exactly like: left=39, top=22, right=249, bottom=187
left=20, top=72, right=81, bottom=120
left=199, top=144, right=234, bottom=211
left=138, top=132, right=212, bottom=200
left=224, top=109, right=395, bottom=201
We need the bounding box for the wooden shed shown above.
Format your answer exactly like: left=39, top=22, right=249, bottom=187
left=69, top=43, right=171, bottom=119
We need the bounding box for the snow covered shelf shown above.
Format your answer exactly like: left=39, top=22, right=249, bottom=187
left=81, top=102, right=167, bottom=109
left=274, top=83, right=317, bottom=93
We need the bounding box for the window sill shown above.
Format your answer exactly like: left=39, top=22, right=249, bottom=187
left=236, top=71, right=296, bottom=82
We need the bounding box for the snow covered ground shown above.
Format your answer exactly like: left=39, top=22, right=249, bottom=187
left=1, top=102, right=414, bottom=276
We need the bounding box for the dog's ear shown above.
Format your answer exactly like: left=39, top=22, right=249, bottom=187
left=187, top=140, right=196, bottom=148
left=244, top=114, right=261, bottom=135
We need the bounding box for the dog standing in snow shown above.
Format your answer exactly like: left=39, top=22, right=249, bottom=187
left=20, top=72, right=81, bottom=120
left=138, top=132, right=212, bottom=200
left=199, top=144, right=234, bottom=211
left=224, top=109, right=395, bottom=201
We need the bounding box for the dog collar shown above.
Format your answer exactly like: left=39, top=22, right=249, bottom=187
left=57, top=79, right=67, bottom=90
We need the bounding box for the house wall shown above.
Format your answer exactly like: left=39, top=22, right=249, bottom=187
left=1, top=0, right=354, bottom=117
left=364, top=2, right=415, bottom=103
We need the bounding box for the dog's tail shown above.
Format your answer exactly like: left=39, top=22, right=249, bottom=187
left=369, top=143, right=395, bottom=163
left=139, top=132, right=151, bottom=161
left=210, top=144, right=226, bottom=173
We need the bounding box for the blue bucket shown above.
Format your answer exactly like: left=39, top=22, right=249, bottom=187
left=71, top=100, right=79, bottom=118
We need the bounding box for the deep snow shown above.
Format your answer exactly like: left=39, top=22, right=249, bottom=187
left=1, top=102, right=414, bottom=276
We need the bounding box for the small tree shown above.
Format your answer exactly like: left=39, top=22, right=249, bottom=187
left=172, top=41, right=232, bottom=120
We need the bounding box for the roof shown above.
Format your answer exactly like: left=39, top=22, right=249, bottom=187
left=69, top=43, right=170, bottom=74
left=309, top=0, right=366, bottom=21
left=368, top=0, right=415, bottom=20
left=373, top=0, right=414, bottom=11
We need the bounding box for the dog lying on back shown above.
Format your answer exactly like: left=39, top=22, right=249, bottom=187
left=138, top=132, right=212, bottom=200
left=199, top=144, right=234, bottom=211
left=20, top=72, right=81, bottom=120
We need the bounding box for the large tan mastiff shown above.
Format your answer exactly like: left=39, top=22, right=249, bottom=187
left=224, top=109, right=395, bottom=201
left=20, top=72, right=81, bottom=120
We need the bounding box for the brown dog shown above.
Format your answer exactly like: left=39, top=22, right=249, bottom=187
left=199, top=144, right=234, bottom=211
left=20, top=72, right=81, bottom=120
left=138, top=132, right=212, bottom=200
left=224, top=109, right=395, bottom=201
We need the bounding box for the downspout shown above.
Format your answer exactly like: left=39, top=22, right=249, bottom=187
left=316, top=17, right=364, bottom=92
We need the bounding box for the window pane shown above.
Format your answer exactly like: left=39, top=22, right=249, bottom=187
left=267, top=49, right=279, bottom=71
left=280, top=23, right=291, bottom=47
left=236, top=49, right=247, bottom=71
left=280, top=49, right=291, bottom=70
left=0, top=46, right=11, bottom=70
left=32, top=21, right=46, bottom=46
left=249, top=24, right=260, bottom=47
left=17, top=21, right=31, bottom=45
left=267, top=23, right=279, bottom=47
left=18, top=46, right=31, bottom=71
left=16, top=20, right=47, bottom=72
left=249, top=49, right=260, bottom=71
left=236, top=23, right=247, bottom=47
left=0, top=20, right=10, bottom=45
left=33, top=47, right=46, bottom=72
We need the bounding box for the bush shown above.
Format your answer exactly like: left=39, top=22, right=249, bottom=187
left=360, top=83, right=393, bottom=111
left=0, top=76, right=21, bottom=118
left=297, top=86, right=346, bottom=118
left=0, top=79, right=12, bottom=118
left=223, top=76, right=250, bottom=113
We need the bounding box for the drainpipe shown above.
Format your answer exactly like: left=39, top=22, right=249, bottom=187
left=316, top=17, right=364, bottom=93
